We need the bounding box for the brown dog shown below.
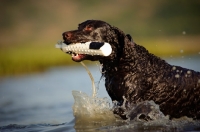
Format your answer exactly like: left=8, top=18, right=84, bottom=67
left=62, top=20, right=200, bottom=120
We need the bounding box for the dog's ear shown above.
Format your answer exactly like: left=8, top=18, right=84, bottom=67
left=111, top=26, right=126, bottom=44
left=126, top=34, right=134, bottom=43
left=126, top=34, right=135, bottom=47
left=110, top=26, right=126, bottom=59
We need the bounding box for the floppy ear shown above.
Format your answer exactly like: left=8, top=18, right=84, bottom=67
left=111, top=27, right=136, bottom=59
left=107, top=26, right=126, bottom=59
left=126, top=34, right=134, bottom=43
left=111, top=26, right=126, bottom=45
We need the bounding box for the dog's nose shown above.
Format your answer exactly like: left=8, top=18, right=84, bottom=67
left=62, top=31, right=72, bottom=40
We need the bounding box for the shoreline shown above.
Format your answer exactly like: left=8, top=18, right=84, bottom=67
left=0, top=35, right=200, bottom=77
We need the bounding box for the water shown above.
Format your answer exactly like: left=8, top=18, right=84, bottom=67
left=0, top=55, right=200, bottom=132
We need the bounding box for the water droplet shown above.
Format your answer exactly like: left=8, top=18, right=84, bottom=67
left=175, top=74, right=180, bottom=78
left=172, top=66, right=176, bottom=70
left=187, top=70, right=191, bottom=74
left=185, top=74, right=188, bottom=77
left=180, top=50, right=184, bottom=53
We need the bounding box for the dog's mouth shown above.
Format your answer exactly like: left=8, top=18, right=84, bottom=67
left=63, top=41, right=88, bottom=62
left=68, top=51, right=86, bottom=62
left=56, top=41, right=112, bottom=62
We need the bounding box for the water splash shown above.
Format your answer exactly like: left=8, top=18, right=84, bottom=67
left=80, top=62, right=97, bottom=97
left=72, top=90, right=117, bottom=130
left=72, top=90, right=114, bottom=120
left=72, top=62, right=120, bottom=129
left=126, top=100, right=168, bottom=121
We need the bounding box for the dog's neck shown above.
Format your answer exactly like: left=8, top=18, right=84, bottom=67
left=99, top=43, right=172, bottom=77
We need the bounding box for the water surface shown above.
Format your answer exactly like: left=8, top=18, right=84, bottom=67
left=0, top=55, right=200, bottom=132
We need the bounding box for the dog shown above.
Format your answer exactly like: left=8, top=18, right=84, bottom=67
left=62, top=20, right=200, bottom=120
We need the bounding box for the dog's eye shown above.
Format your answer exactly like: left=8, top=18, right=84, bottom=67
left=84, top=25, right=93, bottom=31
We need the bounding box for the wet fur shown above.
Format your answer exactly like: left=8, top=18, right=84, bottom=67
left=62, top=20, right=200, bottom=120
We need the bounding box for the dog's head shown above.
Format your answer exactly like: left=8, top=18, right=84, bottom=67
left=62, top=20, right=132, bottom=62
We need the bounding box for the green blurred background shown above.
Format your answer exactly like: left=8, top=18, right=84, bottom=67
left=0, top=0, right=200, bottom=76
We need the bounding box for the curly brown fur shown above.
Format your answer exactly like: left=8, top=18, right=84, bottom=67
left=62, top=20, right=200, bottom=120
